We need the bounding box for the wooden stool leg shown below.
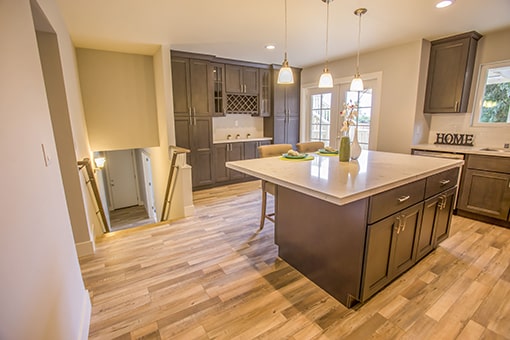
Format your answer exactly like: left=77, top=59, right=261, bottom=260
left=259, top=190, right=267, bottom=230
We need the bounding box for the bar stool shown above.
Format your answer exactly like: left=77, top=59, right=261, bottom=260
left=296, top=141, right=325, bottom=153
left=257, top=143, right=292, bottom=230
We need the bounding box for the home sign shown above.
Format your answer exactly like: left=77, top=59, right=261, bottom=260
left=434, top=132, right=474, bottom=146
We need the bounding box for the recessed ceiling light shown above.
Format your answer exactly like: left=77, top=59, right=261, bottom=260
left=265, top=44, right=276, bottom=50
left=436, top=0, right=454, bottom=8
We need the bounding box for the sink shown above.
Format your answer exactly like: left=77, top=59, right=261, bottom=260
left=479, top=147, right=510, bottom=153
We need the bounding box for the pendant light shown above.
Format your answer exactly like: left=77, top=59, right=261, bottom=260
left=277, top=0, right=294, bottom=84
left=350, top=8, right=367, bottom=92
left=318, top=0, right=333, bottom=88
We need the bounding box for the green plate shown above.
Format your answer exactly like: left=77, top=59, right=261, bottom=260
left=319, top=148, right=338, bottom=154
left=283, top=153, right=308, bottom=159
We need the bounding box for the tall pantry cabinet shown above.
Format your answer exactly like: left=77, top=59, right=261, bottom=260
left=171, top=53, right=214, bottom=188
left=264, top=66, right=301, bottom=147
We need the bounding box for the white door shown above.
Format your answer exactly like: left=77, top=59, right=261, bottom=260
left=141, top=151, right=157, bottom=222
left=106, top=150, right=139, bottom=209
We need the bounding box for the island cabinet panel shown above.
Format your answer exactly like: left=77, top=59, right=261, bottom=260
left=362, top=203, right=423, bottom=301
left=276, top=186, right=369, bottom=308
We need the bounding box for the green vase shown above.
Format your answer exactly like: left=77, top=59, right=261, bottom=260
left=339, top=136, right=350, bottom=162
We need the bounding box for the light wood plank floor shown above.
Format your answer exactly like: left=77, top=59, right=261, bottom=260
left=80, top=181, right=510, bottom=340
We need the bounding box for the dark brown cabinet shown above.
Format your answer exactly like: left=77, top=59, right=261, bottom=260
left=171, top=54, right=214, bottom=189
left=213, top=143, right=244, bottom=183
left=363, top=202, right=423, bottom=300
left=424, top=31, right=482, bottom=113
left=225, top=65, right=258, bottom=94
left=264, top=66, right=301, bottom=147
left=458, top=155, right=510, bottom=225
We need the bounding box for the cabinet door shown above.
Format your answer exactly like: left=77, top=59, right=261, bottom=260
left=286, top=115, right=300, bottom=148
left=244, top=141, right=258, bottom=160
left=258, top=69, right=271, bottom=117
left=211, top=63, right=225, bottom=117
left=286, top=70, right=301, bottom=115
left=363, top=203, right=422, bottom=300
left=174, top=116, right=192, bottom=165
left=171, top=58, right=191, bottom=116
left=273, top=116, right=287, bottom=144
left=417, top=195, right=440, bottom=260
left=458, top=169, right=510, bottom=220
left=228, top=143, right=244, bottom=180
left=213, top=144, right=229, bottom=183
left=191, top=117, right=214, bottom=187
left=225, top=65, right=243, bottom=93
left=189, top=59, right=211, bottom=116
left=389, top=203, right=422, bottom=278
left=243, top=67, right=259, bottom=94
left=434, top=187, right=456, bottom=245
left=424, top=32, right=481, bottom=113
left=363, top=215, right=395, bottom=300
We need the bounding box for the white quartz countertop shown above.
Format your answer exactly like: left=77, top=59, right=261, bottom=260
left=412, top=144, right=510, bottom=158
left=226, top=150, right=464, bottom=206
left=213, top=137, right=272, bottom=144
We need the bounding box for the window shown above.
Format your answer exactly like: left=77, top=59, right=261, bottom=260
left=310, top=93, right=332, bottom=145
left=344, top=89, right=373, bottom=150
left=472, top=60, right=510, bottom=126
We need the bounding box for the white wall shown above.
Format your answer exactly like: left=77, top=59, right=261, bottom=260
left=426, top=27, right=510, bottom=147
left=0, top=0, right=90, bottom=339
left=302, top=40, right=424, bottom=154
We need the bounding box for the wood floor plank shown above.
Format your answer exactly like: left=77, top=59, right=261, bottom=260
left=80, top=181, right=510, bottom=340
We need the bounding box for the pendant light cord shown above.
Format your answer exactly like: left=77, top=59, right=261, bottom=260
left=355, top=11, right=361, bottom=75
left=325, top=0, right=330, bottom=68
left=284, top=0, right=288, bottom=60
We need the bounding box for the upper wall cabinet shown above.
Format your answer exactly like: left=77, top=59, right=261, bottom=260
left=225, top=65, right=259, bottom=94
left=424, top=31, right=482, bottom=113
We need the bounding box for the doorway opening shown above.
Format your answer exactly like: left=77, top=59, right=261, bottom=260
left=95, top=148, right=157, bottom=231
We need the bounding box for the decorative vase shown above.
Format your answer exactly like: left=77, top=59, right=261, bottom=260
left=350, top=126, right=362, bottom=160
left=339, top=135, right=350, bottom=162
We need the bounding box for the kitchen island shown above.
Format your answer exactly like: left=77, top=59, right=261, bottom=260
left=227, top=151, right=463, bottom=307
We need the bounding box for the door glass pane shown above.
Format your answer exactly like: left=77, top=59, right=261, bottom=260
left=310, top=93, right=332, bottom=145
left=344, top=89, right=372, bottom=150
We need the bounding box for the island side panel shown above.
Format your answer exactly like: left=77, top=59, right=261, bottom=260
left=276, top=186, right=369, bottom=307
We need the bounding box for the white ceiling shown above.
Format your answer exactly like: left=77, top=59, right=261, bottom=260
left=55, top=0, right=510, bottom=68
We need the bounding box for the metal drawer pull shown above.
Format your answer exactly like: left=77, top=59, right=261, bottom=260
left=439, top=179, right=450, bottom=186
left=397, top=195, right=410, bottom=203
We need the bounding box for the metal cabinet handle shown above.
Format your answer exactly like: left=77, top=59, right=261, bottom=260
left=455, top=101, right=459, bottom=111
left=439, top=179, right=450, bottom=186
left=397, top=195, right=410, bottom=203
left=193, top=107, right=197, bottom=125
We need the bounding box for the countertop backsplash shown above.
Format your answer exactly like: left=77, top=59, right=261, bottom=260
left=213, top=114, right=265, bottom=141
left=428, top=113, right=510, bottom=148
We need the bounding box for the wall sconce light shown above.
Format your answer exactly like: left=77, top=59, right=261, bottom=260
left=94, top=153, right=106, bottom=169
left=318, top=0, right=334, bottom=88
left=350, top=8, right=367, bottom=92
left=277, top=0, right=295, bottom=84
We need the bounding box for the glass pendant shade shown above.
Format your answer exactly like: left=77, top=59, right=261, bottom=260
left=318, top=68, right=333, bottom=88
left=350, top=75, right=364, bottom=91
left=277, top=58, right=294, bottom=84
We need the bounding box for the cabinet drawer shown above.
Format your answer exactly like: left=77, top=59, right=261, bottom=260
left=368, top=180, right=425, bottom=224
left=425, top=167, right=459, bottom=198
left=467, top=155, right=510, bottom=173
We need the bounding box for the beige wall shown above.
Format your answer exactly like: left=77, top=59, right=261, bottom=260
left=76, top=48, right=160, bottom=151
left=302, top=40, right=424, bottom=154
left=427, top=27, right=510, bottom=147
left=302, top=28, right=510, bottom=153
left=0, top=0, right=90, bottom=338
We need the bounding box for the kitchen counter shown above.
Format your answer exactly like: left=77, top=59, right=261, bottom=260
left=214, top=137, right=272, bottom=144
left=227, top=150, right=463, bottom=206
left=227, top=150, right=463, bottom=307
left=412, top=143, right=510, bottom=158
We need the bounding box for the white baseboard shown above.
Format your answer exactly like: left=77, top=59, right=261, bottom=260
left=184, top=204, right=195, bottom=217
left=78, top=289, right=91, bottom=340
left=76, top=240, right=95, bottom=257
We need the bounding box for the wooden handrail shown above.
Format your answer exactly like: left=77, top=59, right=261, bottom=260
left=78, top=158, right=110, bottom=232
